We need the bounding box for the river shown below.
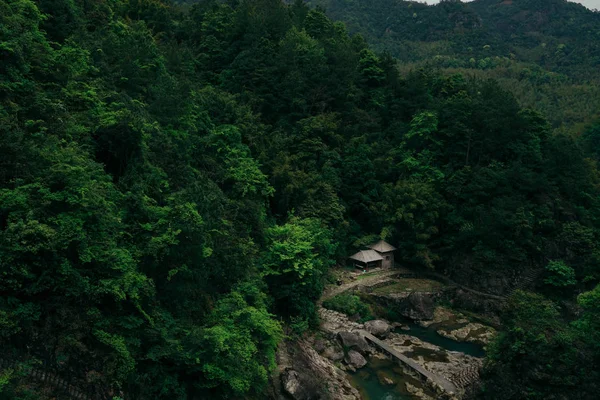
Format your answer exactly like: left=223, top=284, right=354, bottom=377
left=347, top=320, right=484, bottom=399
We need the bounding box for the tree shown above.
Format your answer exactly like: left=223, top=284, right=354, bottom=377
left=261, top=217, right=336, bottom=326
left=544, top=260, right=577, bottom=287
left=190, top=284, right=282, bottom=398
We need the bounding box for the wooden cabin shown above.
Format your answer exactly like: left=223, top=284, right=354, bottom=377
left=368, top=240, right=396, bottom=269
left=348, top=250, right=384, bottom=270
left=348, top=240, right=397, bottom=270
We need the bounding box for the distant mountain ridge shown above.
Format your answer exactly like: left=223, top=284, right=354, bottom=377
left=309, top=0, right=600, bottom=70
left=307, top=0, right=600, bottom=132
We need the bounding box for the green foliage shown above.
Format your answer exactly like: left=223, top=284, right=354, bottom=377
left=544, top=260, right=577, bottom=287
left=193, top=285, right=283, bottom=398
left=0, top=369, right=12, bottom=393
left=381, top=179, right=444, bottom=268
left=2, top=0, right=600, bottom=398
left=574, top=284, right=600, bottom=350
left=262, top=217, right=336, bottom=324
left=289, top=315, right=311, bottom=336
left=483, top=290, right=600, bottom=399
left=262, top=217, right=335, bottom=278
left=204, top=125, right=274, bottom=197
left=310, top=0, right=600, bottom=135
left=358, top=48, right=385, bottom=85
left=322, top=294, right=373, bottom=321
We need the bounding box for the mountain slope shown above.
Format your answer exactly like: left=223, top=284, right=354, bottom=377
left=309, top=0, right=600, bottom=133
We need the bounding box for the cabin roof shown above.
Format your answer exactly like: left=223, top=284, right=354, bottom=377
left=349, top=250, right=384, bottom=263
left=368, top=240, right=397, bottom=253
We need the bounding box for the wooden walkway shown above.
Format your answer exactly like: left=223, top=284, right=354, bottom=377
left=358, top=330, right=458, bottom=395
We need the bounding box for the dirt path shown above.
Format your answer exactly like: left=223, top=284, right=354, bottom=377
left=423, top=271, right=508, bottom=301
left=319, top=269, right=402, bottom=303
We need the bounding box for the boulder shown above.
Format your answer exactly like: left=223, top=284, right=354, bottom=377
left=322, top=346, right=344, bottom=362
left=281, top=369, right=309, bottom=400
left=406, top=382, right=435, bottom=400
left=345, top=350, right=367, bottom=369
left=337, top=331, right=371, bottom=354
left=400, top=292, right=435, bottom=320
left=364, top=320, right=391, bottom=338
left=376, top=370, right=396, bottom=386
left=313, top=339, right=327, bottom=353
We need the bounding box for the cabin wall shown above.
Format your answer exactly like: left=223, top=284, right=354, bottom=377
left=381, top=252, right=394, bottom=269
left=353, top=260, right=382, bottom=270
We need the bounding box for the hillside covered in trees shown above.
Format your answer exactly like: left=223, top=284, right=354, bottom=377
left=309, top=0, right=600, bottom=135
left=1, top=0, right=599, bottom=399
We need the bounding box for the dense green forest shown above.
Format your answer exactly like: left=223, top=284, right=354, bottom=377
left=309, top=0, right=600, bottom=135
left=1, top=0, right=599, bottom=398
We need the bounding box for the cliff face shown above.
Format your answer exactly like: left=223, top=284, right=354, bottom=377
left=269, top=339, right=361, bottom=400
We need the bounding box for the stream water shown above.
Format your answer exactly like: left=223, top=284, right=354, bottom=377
left=348, top=357, right=428, bottom=400
left=348, top=320, right=485, bottom=399
left=397, top=321, right=485, bottom=358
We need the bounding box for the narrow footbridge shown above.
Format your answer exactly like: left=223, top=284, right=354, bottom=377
left=358, top=330, right=458, bottom=395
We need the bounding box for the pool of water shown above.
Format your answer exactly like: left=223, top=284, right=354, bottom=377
left=395, top=322, right=486, bottom=358
left=348, top=357, right=431, bottom=400
left=348, top=317, right=486, bottom=398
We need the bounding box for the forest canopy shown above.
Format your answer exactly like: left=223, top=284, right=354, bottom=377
left=1, top=0, right=599, bottom=399
left=310, top=0, right=600, bottom=135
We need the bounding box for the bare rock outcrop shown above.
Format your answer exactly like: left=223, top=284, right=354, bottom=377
left=337, top=331, right=371, bottom=355
left=322, top=345, right=344, bottom=362
left=344, top=350, right=367, bottom=370
left=420, top=307, right=496, bottom=346
left=364, top=319, right=391, bottom=338
left=281, top=369, right=315, bottom=400
left=400, top=292, right=435, bottom=320
left=269, top=339, right=361, bottom=400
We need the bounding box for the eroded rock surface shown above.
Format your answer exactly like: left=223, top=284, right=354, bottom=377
left=281, top=370, right=309, bottom=400
left=420, top=307, right=496, bottom=346
left=345, top=349, right=367, bottom=370
left=383, top=332, right=483, bottom=393
left=337, top=331, right=371, bottom=355
left=400, top=292, right=435, bottom=320
left=318, top=307, right=363, bottom=334
left=322, top=345, right=344, bottom=362
left=269, top=339, right=360, bottom=400
left=406, top=382, right=435, bottom=400
left=364, top=319, right=391, bottom=338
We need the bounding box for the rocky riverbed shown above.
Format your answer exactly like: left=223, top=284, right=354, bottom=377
left=384, top=332, right=483, bottom=388
left=418, top=307, right=496, bottom=347
left=272, top=273, right=497, bottom=400
left=315, top=307, right=484, bottom=399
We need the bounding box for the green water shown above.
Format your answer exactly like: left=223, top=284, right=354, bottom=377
left=397, top=322, right=486, bottom=358
left=348, top=321, right=486, bottom=399
left=348, top=357, right=429, bottom=400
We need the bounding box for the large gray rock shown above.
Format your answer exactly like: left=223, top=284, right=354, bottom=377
left=312, top=339, right=327, bottom=353
left=400, top=292, right=435, bottom=320
left=364, top=319, right=391, bottom=338
left=281, top=370, right=302, bottom=399
left=345, top=350, right=367, bottom=369
left=337, top=331, right=371, bottom=354
left=322, top=346, right=344, bottom=362
left=281, top=369, right=316, bottom=400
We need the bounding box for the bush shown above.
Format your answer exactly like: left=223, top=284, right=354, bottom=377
left=544, top=260, right=577, bottom=287
left=322, top=294, right=373, bottom=321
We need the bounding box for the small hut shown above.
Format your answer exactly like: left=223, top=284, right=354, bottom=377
left=348, top=250, right=383, bottom=270
left=368, top=240, right=396, bottom=269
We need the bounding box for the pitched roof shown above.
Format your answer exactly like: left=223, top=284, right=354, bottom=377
left=368, top=240, right=397, bottom=253
left=349, top=250, right=384, bottom=263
